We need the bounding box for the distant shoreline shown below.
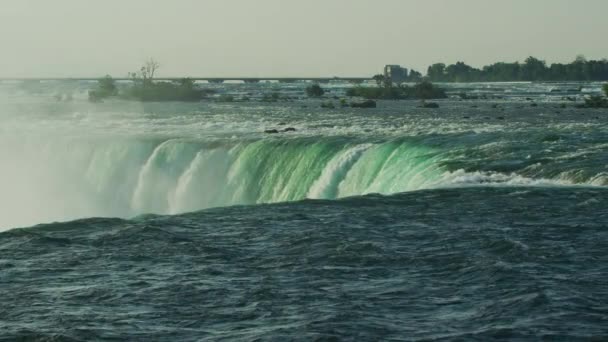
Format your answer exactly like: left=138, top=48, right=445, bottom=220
left=1, top=78, right=607, bottom=84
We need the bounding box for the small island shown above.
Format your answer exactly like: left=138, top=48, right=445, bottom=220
left=346, top=79, right=447, bottom=101
left=89, top=59, right=214, bottom=102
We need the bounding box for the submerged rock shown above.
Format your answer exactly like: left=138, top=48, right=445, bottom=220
left=283, top=127, right=297, bottom=132
left=420, top=102, right=439, bottom=108
left=542, top=134, right=561, bottom=142
left=351, top=100, right=377, bottom=108
left=264, top=129, right=279, bottom=134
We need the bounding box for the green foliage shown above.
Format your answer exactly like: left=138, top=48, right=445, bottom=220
left=413, top=81, right=447, bottom=100
left=427, top=63, right=447, bottom=82
left=603, top=84, right=608, bottom=96
left=306, top=84, right=325, bottom=97
left=445, top=62, right=481, bottom=82
left=118, top=60, right=211, bottom=102
left=582, top=95, right=608, bottom=108
left=372, top=74, right=386, bottom=87
left=346, top=81, right=447, bottom=100
left=90, top=60, right=217, bottom=102
left=88, top=75, right=118, bottom=102
left=425, top=56, right=608, bottom=82
left=408, top=70, right=423, bottom=82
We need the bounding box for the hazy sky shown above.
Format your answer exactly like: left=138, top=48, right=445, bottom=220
left=1, top=0, right=607, bottom=77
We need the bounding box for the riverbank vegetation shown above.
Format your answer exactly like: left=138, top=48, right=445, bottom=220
left=425, top=56, right=608, bottom=82
left=88, top=76, right=118, bottom=102
left=346, top=80, right=447, bottom=100
left=306, top=84, right=325, bottom=97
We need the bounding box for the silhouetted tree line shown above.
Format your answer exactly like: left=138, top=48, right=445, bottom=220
left=426, top=56, right=608, bottom=82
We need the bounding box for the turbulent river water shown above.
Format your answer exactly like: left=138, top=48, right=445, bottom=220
left=1, top=81, right=607, bottom=340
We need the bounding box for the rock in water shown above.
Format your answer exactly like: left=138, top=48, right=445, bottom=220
left=351, top=100, right=377, bottom=108
left=420, top=102, right=439, bottom=108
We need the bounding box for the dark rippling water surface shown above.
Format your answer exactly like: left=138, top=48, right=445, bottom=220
left=2, top=188, right=608, bottom=341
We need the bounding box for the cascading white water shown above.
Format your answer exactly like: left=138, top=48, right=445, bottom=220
left=1, top=84, right=606, bottom=231
left=2, top=132, right=607, bottom=231
left=307, top=144, right=373, bottom=199
left=0, top=135, right=452, bottom=230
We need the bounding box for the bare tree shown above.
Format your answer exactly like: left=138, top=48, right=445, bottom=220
left=141, top=58, right=160, bottom=81
left=129, top=58, right=160, bottom=85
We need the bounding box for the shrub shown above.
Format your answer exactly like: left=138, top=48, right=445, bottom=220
left=88, top=75, right=118, bottom=102
left=306, top=84, right=325, bottom=97
left=413, top=81, right=447, bottom=100
left=346, top=81, right=447, bottom=100
left=581, top=95, right=608, bottom=108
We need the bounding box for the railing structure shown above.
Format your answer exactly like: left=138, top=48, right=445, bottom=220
left=0, top=77, right=371, bottom=84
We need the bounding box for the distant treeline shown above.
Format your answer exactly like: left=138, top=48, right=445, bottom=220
left=425, top=56, right=608, bottom=82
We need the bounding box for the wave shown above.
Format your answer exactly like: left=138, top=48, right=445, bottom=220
left=0, top=136, right=606, bottom=229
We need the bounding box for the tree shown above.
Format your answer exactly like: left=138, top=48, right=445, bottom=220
left=88, top=75, right=117, bottom=101
left=176, top=78, right=195, bottom=89
left=445, top=62, right=479, bottom=82
left=520, top=56, right=548, bottom=81
left=604, top=84, right=608, bottom=97
left=306, top=84, right=325, bottom=97
left=141, top=58, right=159, bottom=82
left=414, top=81, right=447, bottom=100
left=129, top=58, right=160, bottom=86
left=98, top=75, right=117, bottom=95
left=372, top=74, right=386, bottom=87
left=482, top=62, right=520, bottom=81
left=575, top=54, right=587, bottom=64
left=427, top=63, right=446, bottom=82
left=418, top=56, right=608, bottom=82
left=408, top=70, right=423, bottom=82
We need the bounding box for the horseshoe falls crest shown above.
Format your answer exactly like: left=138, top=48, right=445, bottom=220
left=1, top=136, right=453, bottom=228
left=1, top=82, right=608, bottom=340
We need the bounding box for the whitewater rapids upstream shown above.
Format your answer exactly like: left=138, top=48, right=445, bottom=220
left=1, top=82, right=607, bottom=229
